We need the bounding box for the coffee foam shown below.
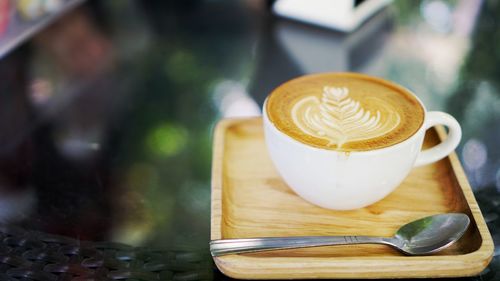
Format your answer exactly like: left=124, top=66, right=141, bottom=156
left=266, top=73, right=425, bottom=151
left=292, top=86, right=402, bottom=148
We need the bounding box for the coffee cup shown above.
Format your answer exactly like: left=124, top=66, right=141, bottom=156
left=263, top=72, right=461, bottom=210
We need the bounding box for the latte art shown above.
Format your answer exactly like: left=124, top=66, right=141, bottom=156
left=266, top=73, right=425, bottom=151
left=291, top=86, right=401, bottom=148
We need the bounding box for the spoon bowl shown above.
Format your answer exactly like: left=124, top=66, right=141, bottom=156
left=210, top=213, right=470, bottom=256
left=395, top=213, right=470, bottom=255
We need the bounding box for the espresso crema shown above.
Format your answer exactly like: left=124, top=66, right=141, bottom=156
left=265, top=73, right=425, bottom=151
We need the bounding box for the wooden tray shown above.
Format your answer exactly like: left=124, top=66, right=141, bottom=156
left=210, top=117, right=493, bottom=279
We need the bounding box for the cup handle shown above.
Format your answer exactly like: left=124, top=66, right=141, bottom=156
left=414, top=111, right=462, bottom=167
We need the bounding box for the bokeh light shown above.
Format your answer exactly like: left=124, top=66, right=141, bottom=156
left=420, top=0, right=452, bottom=33
left=30, top=78, right=54, bottom=106
left=463, top=138, right=487, bottom=171
left=146, top=123, right=188, bottom=157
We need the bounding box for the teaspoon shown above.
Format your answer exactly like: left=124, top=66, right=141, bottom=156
left=210, top=213, right=470, bottom=256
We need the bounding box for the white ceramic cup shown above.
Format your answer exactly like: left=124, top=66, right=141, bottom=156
left=263, top=84, right=461, bottom=210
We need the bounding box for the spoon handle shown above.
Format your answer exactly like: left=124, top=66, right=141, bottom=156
left=210, top=236, right=391, bottom=256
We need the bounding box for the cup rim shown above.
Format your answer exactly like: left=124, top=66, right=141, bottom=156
left=263, top=72, right=428, bottom=154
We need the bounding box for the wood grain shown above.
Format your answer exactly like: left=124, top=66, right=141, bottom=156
left=211, top=117, right=493, bottom=279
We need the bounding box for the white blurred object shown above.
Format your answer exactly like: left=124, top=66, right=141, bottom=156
left=275, top=6, right=390, bottom=74
left=213, top=80, right=261, bottom=118
left=273, top=0, right=392, bottom=32
left=56, top=128, right=102, bottom=161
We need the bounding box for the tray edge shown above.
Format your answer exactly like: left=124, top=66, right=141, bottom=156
left=211, top=118, right=259, bottom=241
left=211, top=119, right=235, bottom=241
left=434, top=126, right=494, bottom=266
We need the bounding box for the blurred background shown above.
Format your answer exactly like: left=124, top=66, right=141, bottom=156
left=0, top=0, right=499, bottom=280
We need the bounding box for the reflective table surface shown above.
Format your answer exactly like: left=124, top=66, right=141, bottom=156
left=0, top=0, right=499, bottom=280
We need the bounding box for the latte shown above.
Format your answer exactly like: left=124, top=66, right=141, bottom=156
left=265, top=73, right=425, bottom=151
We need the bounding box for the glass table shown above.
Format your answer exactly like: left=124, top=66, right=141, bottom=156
left=0, top=0, right=498, bottom=280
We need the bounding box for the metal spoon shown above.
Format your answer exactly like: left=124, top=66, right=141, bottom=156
left=210, top=213, right=470, bottom=256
